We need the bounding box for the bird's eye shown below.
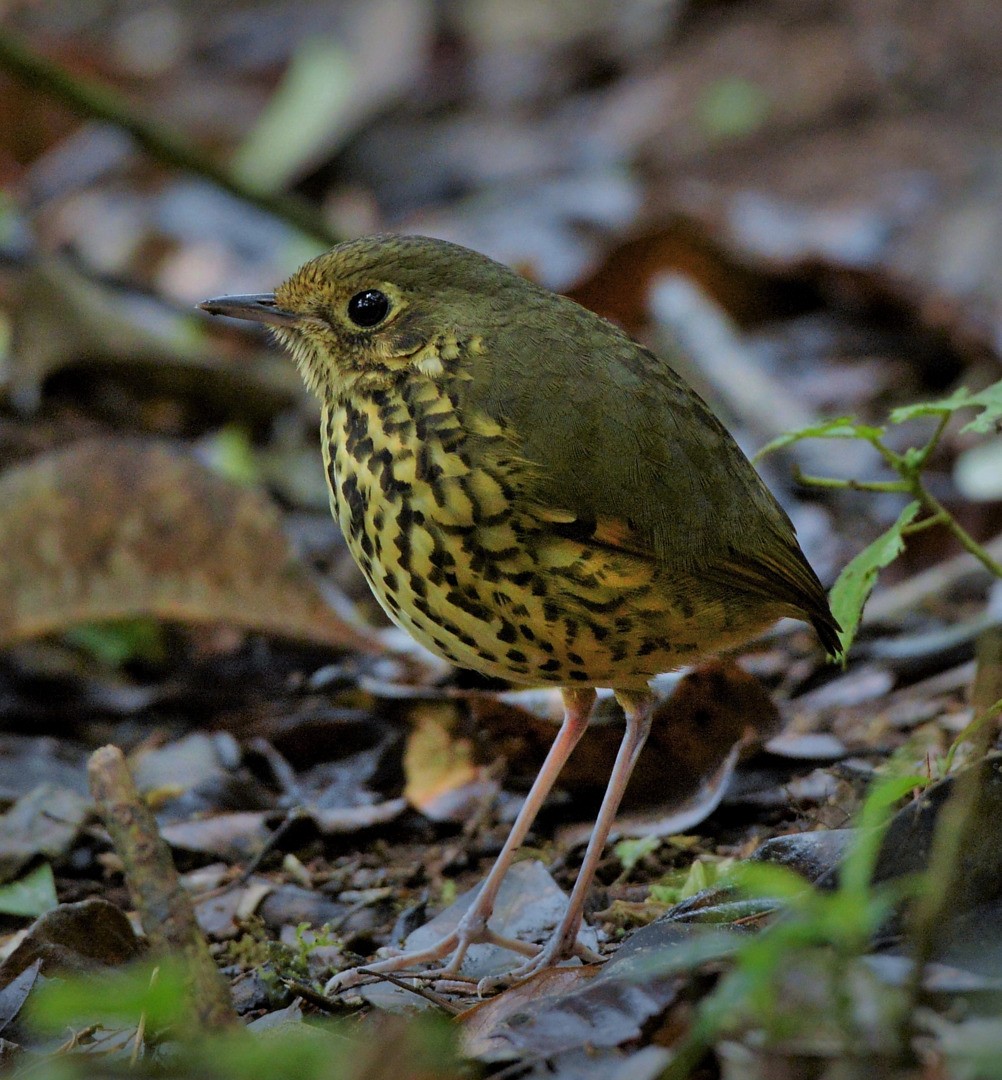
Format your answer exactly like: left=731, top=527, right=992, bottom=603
left=346, top=289, right=390, bottom=327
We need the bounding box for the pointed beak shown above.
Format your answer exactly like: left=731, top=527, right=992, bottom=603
left=197, top=293, right=301, bottom=328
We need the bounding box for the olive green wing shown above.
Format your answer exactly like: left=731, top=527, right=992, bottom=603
left=471, top=300, right=839, bottom=653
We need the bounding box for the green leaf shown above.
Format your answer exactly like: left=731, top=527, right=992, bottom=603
left=699, top=77, right=770, bottom=139
left=889, top=379, right=1002, bottom=434
left=29, top=960, right=190, bottom=1032
left=64, top=617, right=166, bottom=667
left=731, top=861, right=814, bottom=904
left=232, top=38, right=355, bottom=193
left=0, top=862, right=58, bottom=916
left=828, top=501, right=921, bottom=661
left=614, top=835, right=660, bottom=875
left=201, top=425, right=260, bottom=487
left=961, top=380, right=1002, bottom=435
left=752, top=418, right=886, bottom=462
left=889, top=385, right=978, bottom=424
left=649, top=855, right=735, bottom=905
left=839, top=772, right=924, bottom=900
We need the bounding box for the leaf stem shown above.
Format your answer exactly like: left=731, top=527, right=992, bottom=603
left=900, top=512, right=948, bottom=536
left=794, top=469, right=911, bottom=494
left=910, top=482, right=1002, bottom=578
left=912, top=413, right=952, bottom=468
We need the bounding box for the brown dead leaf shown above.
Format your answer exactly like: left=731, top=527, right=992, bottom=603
left=159, top=812, right=272, bottom=862
left=567, top=224, right=793, bottom=335
left=0, top=438, right=376, bottom=652
left=460, top=926, right=682, bottom=1064
left=403, top=701, right=496, bottom=823
left=0, top=898, right=142, bottom=985
left=475, top=661, right=780, bottom=814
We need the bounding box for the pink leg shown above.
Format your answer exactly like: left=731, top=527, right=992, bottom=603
left=325, top=687, right=597, bottom=993
left=480, top=688, right=656, bottom=988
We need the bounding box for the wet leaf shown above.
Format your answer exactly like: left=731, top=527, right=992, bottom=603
left=0, top=439, right=377, bottom=652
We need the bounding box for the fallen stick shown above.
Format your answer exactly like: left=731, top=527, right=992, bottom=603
left=88, top=744, right=239, bottom=1029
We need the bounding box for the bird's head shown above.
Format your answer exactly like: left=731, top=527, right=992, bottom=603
left=199, top=234, right=524, bottom=398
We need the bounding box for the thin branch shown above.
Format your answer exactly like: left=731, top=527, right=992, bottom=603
left=793, top=468, right=911, bottom=494
left=0, top=30, right=339, bottom=247
left=913, top=483, right=1002, bottom=578
left=912, top=412, right=952, bottom=469
left=901, top=512, right=948, bottom=536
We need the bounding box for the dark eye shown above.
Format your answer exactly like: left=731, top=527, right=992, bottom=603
left=346, top=289, right=390, bottom=327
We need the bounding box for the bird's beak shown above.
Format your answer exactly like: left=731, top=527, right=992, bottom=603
left=197, top=293, right=301, bottom=328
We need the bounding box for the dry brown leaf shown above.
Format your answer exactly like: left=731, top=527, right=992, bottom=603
left=0, top=438, right=376, bottom=652
left=403, top=701, right=495, bottom=822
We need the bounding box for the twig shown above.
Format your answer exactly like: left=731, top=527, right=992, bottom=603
left=0, top=30, right=339, bottom=248
left=87, top=745, right=239, bottom=1030
left=355, top=969, right=463, bottom=1013
left=282, top=973, right=461, bottom=1015
left=911, top=484, right=1002, bottom=579
left=236, top=807, right=308, bottom=885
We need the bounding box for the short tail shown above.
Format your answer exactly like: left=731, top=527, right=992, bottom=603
left=808, top=602, right=842, bottom=658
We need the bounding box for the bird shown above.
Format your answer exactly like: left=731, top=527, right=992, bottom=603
left=199, top=233, right=839, bottom=991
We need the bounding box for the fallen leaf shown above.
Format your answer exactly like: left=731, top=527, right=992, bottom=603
left=0, top=865, right=57, bottom=919
left=461, top=918, right=684, bottom=1064
left=0, top=784, right=91, bottom=884
left=0, top=439, right=377, bottom=652
left=0, top=898, right=140, bottom=986
left=0, top=959, right=41, bottom=1036
left=160, top=812, right=272, bottom=862
left=357, top=860, right=601, bottom=1012
left=403, top=701, right=497, bottom=823
left=476, top=661, right=779, bottom=814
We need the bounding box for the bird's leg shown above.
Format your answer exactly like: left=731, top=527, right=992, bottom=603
left=325, top=687, right=597, bottom=993
left=479, top=688, right=656, bottom=990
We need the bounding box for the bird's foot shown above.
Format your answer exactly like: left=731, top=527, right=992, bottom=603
left=475, top=934, right=604, bottom=994
left=324, top=921, right=540, bottom=996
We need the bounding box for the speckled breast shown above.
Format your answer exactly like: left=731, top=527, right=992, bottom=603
left=321, top=376, right=781, bottom=689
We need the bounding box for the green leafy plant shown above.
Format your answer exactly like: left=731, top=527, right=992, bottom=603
left=633, top=771, right=925, bottom=1075
left=755, top=377, right=1002, bottom=662
left=648, top=854, right=735, bottom=906
left=24, top=960, right=464, bottom=1079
